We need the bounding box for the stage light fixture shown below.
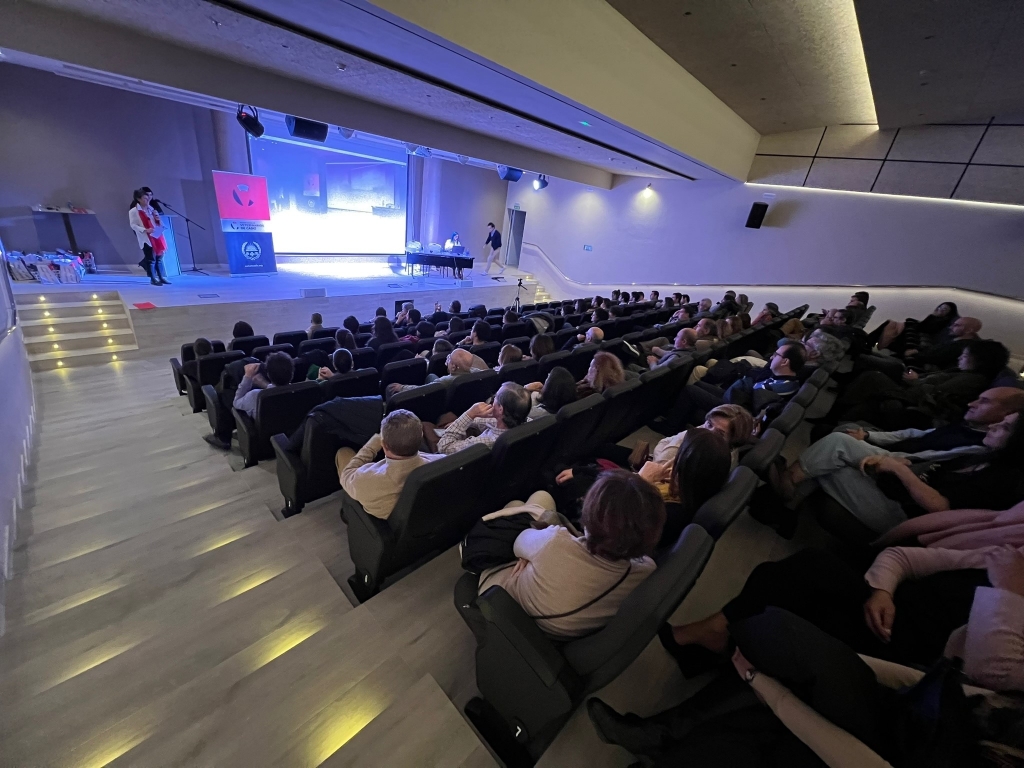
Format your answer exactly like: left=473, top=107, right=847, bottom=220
left=642, top=184, right=653, bottom=199
left=236, top=104, right=265, bottom=138
left=497, top=165, right=524, bottom=182
left=532, top=174, right=549, bottom=191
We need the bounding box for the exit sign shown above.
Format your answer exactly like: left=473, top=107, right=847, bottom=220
left=583, top=245, right=593, bottom=251
left=513, top=204, right=521, bottom=210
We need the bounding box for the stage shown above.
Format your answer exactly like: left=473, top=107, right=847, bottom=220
left=12, top=259, right=540, bottom=360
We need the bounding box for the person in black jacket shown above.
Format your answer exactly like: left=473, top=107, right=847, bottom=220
left=481, top=222, right=503, bottom=274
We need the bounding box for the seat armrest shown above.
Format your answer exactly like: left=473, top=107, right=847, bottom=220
left=202, top=385, right=222, bottom=432
left=232, top=407, right=258, bottom=467
left=478, top=586, right=567, bottom=688
left=184, top=375, right=204, bottom=412
left=271, top=433, right=303, bottom=516
left=170, top=358, right=185, bottom=395
left=345, top=495, right=395, bottom=597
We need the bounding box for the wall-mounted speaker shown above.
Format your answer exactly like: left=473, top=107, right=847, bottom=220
left=496, top=165, right=524, bottom=182
left=285, top=115, right=329, bottom=142
left=745, top=202, right=769, bottom=229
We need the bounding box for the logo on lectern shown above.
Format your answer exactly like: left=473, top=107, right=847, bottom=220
left=241, top=241, right=262, bottom=261
left=232, top=184, right=256, bottom=208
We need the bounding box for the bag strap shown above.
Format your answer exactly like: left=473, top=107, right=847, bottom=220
left=528, top=563, right=632, bottom=621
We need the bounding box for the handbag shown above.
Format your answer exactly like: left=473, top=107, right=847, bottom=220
left=460, top=513, right=535, bottom=574
left=891, top=656, right=980, bottom=768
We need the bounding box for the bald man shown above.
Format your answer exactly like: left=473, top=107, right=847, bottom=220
left=904, top=316, right=982, bottom=368
left=388, top=347, right=487, bottom=397
left=778, top=386, right=1024, bottom=534
left=561, top=325, right=604, bottom=352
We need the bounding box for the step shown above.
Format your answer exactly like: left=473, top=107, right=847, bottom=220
left=29, top=344, right=139, bottom=371
left=321, top=674, right=497, bottom=767
left=24, top=330, right=136, bottom=355
left=20, top=316, right=132, bottom=336
left=15, top=290, right=121, bottom=305
left=19, top=302, right=126, bottom=322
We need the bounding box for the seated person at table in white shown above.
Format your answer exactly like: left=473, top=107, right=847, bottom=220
left=336, top=409, right=444, bottom=520
left=477, top=469, right=663, bottom=638
left=444, top=232, right=462, bottom=251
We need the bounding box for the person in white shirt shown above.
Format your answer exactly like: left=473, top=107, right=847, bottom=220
left=128, top=187, right=169, bottom=286
left=337, top=409, right=445, bottom=520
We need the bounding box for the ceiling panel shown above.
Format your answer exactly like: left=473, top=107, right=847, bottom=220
left=855, top=0, right=1024, bottom=126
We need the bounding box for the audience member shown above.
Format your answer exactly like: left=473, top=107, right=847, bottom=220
left=459, top=319, right=492, bottom=347
left=232, top=352, right=293, bottom=418
left=181, top=337, right=213, bottom=383
left=318, top=348, right=353, bottom=381
left=647, top=328, right=696, bottom=369
left=526, top=366, right=577, bottom=419
left=395, top=301, right=414, bottom=325
left=529, top=334, right=556, bottom=361
left=751, top=302, right=780, bottom=325
left=649, top=290, right=660, bottom=304
left=367, top=316, right=399, bottom=351
left=334, top=328, right=357, bottom=351
left=442, top=316, right=466, bottom=337
left=477, top=469, right=662, bottom=638
left=562, top=326, right=604, bottom=352
left=433, top=382, right=531, bottom=454
left=577, top=351, right=625, bottom=397
left=232, top=321, right=254, bottom=339
left=336, top=409, right=444, bottom=520
left=343, top=315, right=360, bottom=335
left=307, top=313, right=323, bottom=339
left=871, top=300, right=958, bottom=353
left=422, top=347, right=486, bottom=385
left=496, top=344, right=523, bottom=369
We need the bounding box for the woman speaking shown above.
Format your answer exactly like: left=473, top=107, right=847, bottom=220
left=128, top=187, right=170, bottom=285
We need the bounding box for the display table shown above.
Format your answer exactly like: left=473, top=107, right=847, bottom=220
left=405, top=252, right=473, bottom=278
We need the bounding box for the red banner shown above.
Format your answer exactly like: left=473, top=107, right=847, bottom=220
left=212, top=171, right=271, bottom=221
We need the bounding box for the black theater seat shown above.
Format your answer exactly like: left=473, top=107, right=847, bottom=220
left=504, top=336, right=532, bottom=356
left=251, top=343, right=295, bottom=361
left=184, top=350, right=244, bottom=412
left=233, top=381, right=325, bottom=467
left=273, top=330, right=308, bottom=350
left=380, top=357, right=428, bottom=393
left=298, top=337, right=336, bottom=357
left=345, top=444, right=492, bottom=601
left=228, top=335, right=270, bottom=357
left=446, top=369, right=500, bottom=415
left=376, top=341, right=415, bottom=368
left=320, top=368, right=380, bottom=399
left=351, top=348, right=376, bottom=371
left=497, top=359, right=541, bottom=386
left=386, top=380, right=449, bottom=423
left=537, top=350, right=571, bottom=380
left=312, top=326, right=340, bottom=340
left=486, top=415, right=560, bottom=507
left=471, top=342, right=500, bottom=368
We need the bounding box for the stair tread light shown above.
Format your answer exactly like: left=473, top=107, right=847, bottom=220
left=57, top=361, right=63, bottom=367
left=112, top=355, right=118, bottom=360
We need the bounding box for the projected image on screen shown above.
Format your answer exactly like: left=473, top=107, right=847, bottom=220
left=249, top=128, right=408, bottom=255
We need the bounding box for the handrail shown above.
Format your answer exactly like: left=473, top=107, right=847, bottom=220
left=0, top=258, right=18, bottom=345
left=520, top=241, right=1024, bottom=305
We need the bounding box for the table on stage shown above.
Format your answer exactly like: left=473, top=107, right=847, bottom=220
left=405, top=252, right=473, bottom=279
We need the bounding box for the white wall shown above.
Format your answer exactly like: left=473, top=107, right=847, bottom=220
left=509, top=174, right=1024, bottom=299
left=437, top=162, right=508, bottom=258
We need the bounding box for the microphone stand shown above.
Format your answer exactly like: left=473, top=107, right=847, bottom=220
left=158, top=201, right=208, bottom=276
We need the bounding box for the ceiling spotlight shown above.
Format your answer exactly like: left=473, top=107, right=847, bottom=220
left=338, top=127, right=356, bottom=139
left=532, top=174, right=549, bottom=191
left=457, top=155, right=469, bottom=165
left=236, top=104, right=264, bottom=138
left=642, top=184, right=653, bottom=198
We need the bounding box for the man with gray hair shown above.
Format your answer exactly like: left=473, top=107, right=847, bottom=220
left=434, top=382, right=531, bottom=454
left=337, top=409, right=444, bottom=520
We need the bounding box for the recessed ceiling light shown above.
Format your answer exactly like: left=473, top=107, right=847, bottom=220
left=760, top=97, right=767, bottom=101
left=684, top=11, right=692, bottom=15
left=731, top=63, right=737, bottom=67
left=337, top=63, right=347, bottom=71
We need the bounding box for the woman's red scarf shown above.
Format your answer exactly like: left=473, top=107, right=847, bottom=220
left=138, top=207, right=167, bottom=256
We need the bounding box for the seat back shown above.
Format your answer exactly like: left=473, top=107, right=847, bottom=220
left=351, top=348, right=376, bottom=370
left=550, top=394, right=606, bottom=465
left=448, top=330, right=471, bottom=345
left=380, top=357, right=428, bottom=391
left=321, top=368, right=380, bottom=399
left=471, top=342, right=501, bottom=368
left=771, top=401, right=805, bottom=435
left=181, top=340, right=225, bottom=363
left=792, top=382, right=819, bottom=408
left=389, top=444, right=492, bottom=553
left=599, top=339, right=635, bottom=367
left=446, top=369, right=500, bottom=414
left=312, top=326, right=340, bottom=340
left=376, top=341, right=415, bottom=368
left=807, top=367, right=830, bottom=388
left=692, top=466, right=759, bottom=539
left=538, top=350, right=571, bottom=380
left=251, top=343, right=295, bottom=361
left=487, top=416, right=560, bottom=507
left=254, top=381, right=325, bottom=446
left=596, top=319, right=617, bottom=339
left=739, top=428, right=785, bottom=477
left=298, top=337, right=336, bottom=357
left=637, top=365, right=672, bottom=422
left=501, top=322, right=530, bottom=341
left=564, top=343, right=599, bottom=381
left=228, top=335, right=270, bottom=357
left=273, top=330, right=308, bottom=349
left=427, top=352, right=449, bottom=379
left=590, top=378, right=643, bottom=446
left=553, top=327, right=577, bottom=349
left=415, top=337, right=436, bottom=354
left=386, top=380, right=450, bottom=423
left=196, top=350, right=245, bottom=386
left=498, top=359, right=541, bottom=386
left=504, top=336, right=532, bottom=356
left=355, top=333, right=372, bottom=348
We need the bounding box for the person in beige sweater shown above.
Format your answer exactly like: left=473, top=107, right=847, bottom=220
left=336, top=409, right=444, bottom=520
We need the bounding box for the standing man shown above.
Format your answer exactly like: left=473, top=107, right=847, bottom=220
left=482, top=222, right=504, bottom=274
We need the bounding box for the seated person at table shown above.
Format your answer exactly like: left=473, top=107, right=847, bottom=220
left=232, top=352, right=293, bottom=418
left=526, top=366, right=577, bottom=419
left=317, top=348, right=353, bottom=381
left=431, top=381, right=531, bottom=454
left=307, top=312, right=323, bottom=339
left=477, top=469, right=663, bottom=638
left=336, top=409, right=444, bottom=520
left=577, top=351, right=625, bottom=397
left=775, top=407, right=1024, bottom=534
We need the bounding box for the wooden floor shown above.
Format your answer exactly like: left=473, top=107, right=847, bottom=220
left=1, top=350, right=828, bottom=767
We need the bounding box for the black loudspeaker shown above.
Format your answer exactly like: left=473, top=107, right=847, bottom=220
left=285, top=115, right=329, bottom=143
left=745, top=202, right=769, bottom=229
left=496, top=165, right=524, bottom=182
